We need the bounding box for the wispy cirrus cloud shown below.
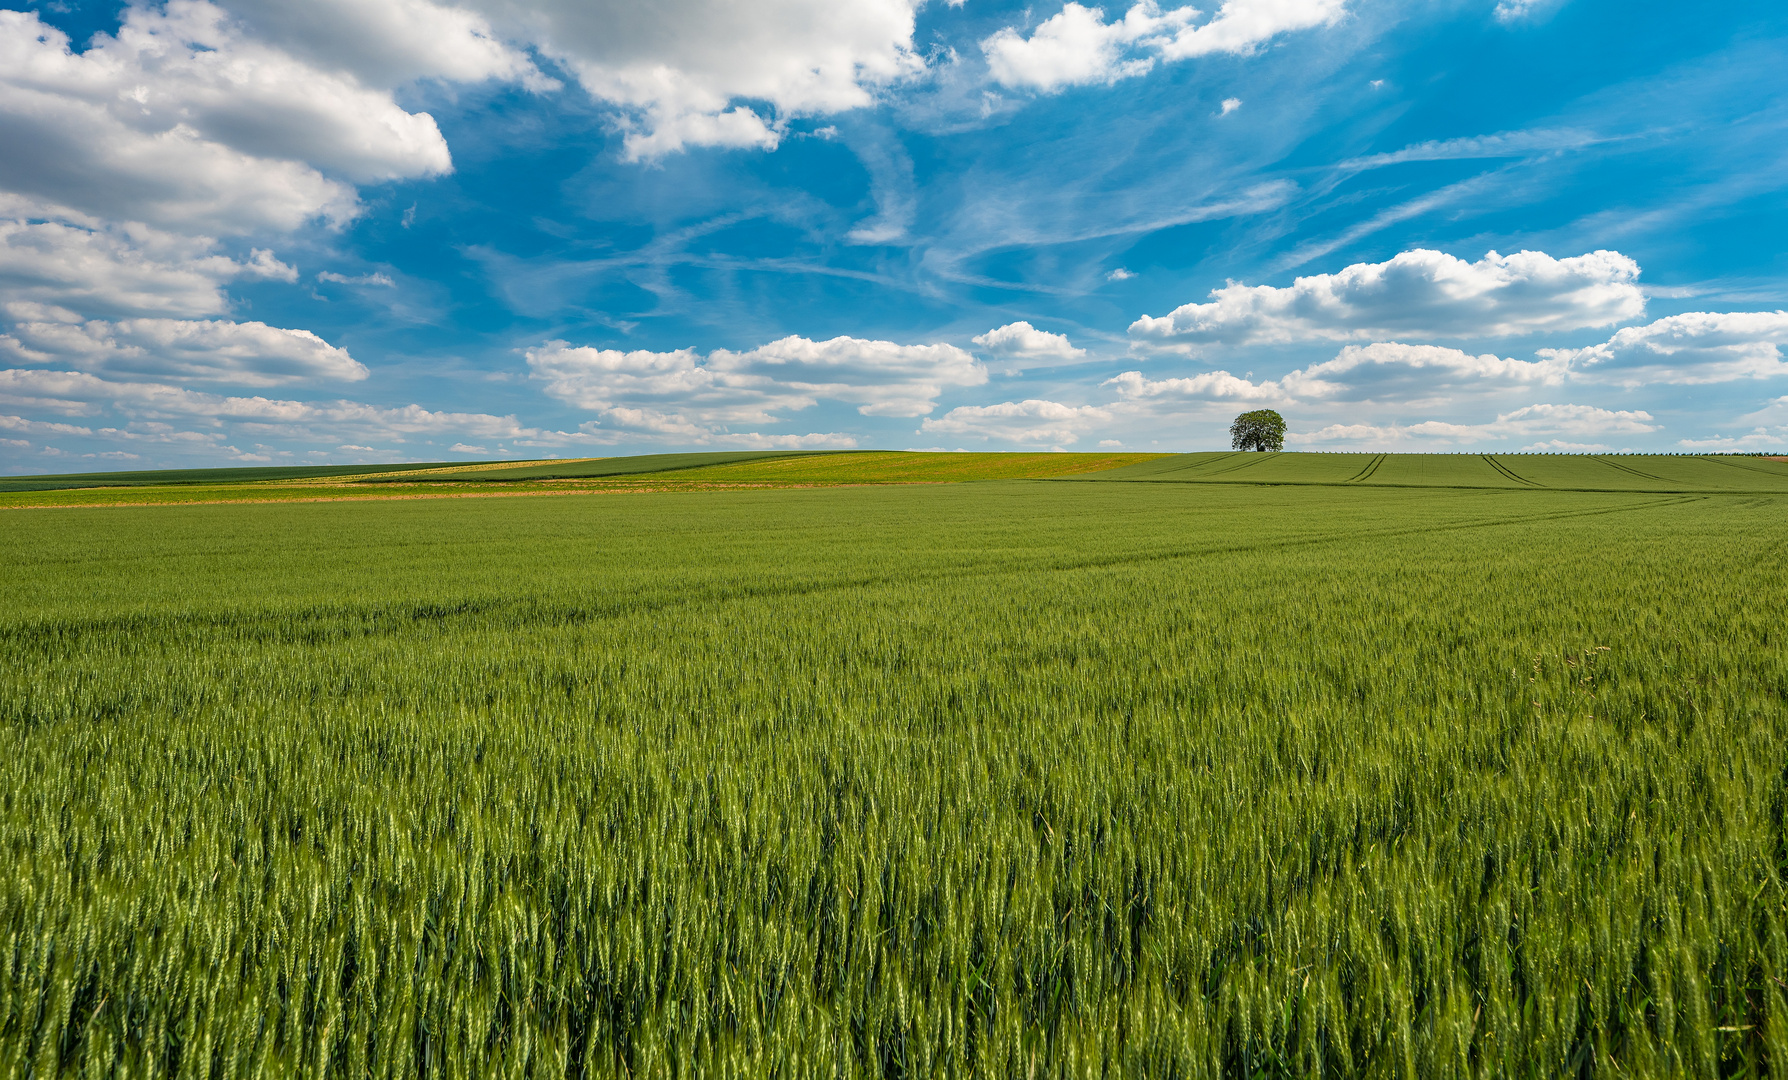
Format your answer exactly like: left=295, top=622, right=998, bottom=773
left=1335, top=128, right=1615, bottom=171
left=316, top=271, right=395, bottom=287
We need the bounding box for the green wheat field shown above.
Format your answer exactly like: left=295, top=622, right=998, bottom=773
left=4, top=452, right=1788, bottom=1076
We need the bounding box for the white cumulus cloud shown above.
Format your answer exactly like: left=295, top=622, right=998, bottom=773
left=2, top=0, right=931, bottom=189
left=1544, top=310, right=1788, bottom=386
left=1461, top=402, right=1658, bottom=436
left=470, top=0, right=926, bottom=159
left=972, top=321, right=1086, bottom=362
left=527, top=334, right=986, bottom=439
left=1282, top=341, right=1571, bottom=397
left=0, top=205, right=294, bottom=318
left=0, top=412, right=94, bottom=437
left=982, top=2, right=1192, bottom=92
left=1518, top=439, right=1615, bottom=453
left=720, top=336, right=984, bottom=417
left=1105, top=368, right=1288, bottom=403
left=1129, top=248, right=1646, bottom=346
left=1098, top=341, right=1572, bottom=412
left=983, top=0, right=1343, bottom=93
left=0, top=6, right=454, bottom=235
left=1290, top=403, right=1657, bottom=448
left=1675, top=430, right=1788, bottom=451
left=216, top=0, right=553, bottom=90
left=1155, top=0, right=1346, bottom=58
left=1, top=315, right=367, bottom=387
left=919, top=398, right=1111, bottom=446
left=0, top=368, right=544, bottom=448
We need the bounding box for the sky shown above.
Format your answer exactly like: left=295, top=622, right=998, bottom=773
left=1, top=0, right=1786, bottom=471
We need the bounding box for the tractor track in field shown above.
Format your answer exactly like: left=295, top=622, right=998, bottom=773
left=1345, top=454, right=1387, bottom=483
left=1595, top=456, right=1672, bottom=482
left=1699, top=454, right=1788, bottom=479
left=1203, top=453, right=1278, bottom=477
left=1482, top=455, right=1540, bottom=487
left=1130, top=451, right=1244, bottom=478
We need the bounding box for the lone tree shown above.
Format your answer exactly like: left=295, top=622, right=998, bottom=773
left=1230, top=409, right=1286, bottom=452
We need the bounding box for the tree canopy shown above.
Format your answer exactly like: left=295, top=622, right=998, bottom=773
left=1230, top=410, right=1286, bottom=452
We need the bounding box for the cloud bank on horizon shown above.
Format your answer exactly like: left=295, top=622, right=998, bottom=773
left=1, top=0, right=1785, bottom=470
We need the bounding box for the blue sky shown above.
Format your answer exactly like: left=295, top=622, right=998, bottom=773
left=2, top=0, right=1785, bottom=470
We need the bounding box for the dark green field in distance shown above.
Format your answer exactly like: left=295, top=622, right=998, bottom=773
left=635, top=450, right=1165, bottom=484
left=349, top=450, right=1167, bottom=485
left=0, top=451, right=1167, bottom=507
left=8, top=450, right=1785, bottom=503
left=4, top=480, right=1787, bottom=1075
left=1085, top=451, right=1788, bottom=492
left=357, top=450, right=844, bottom=482
left=0, top=452, right=800, bottom=491
left=0, top=460, right=488, bottom=493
